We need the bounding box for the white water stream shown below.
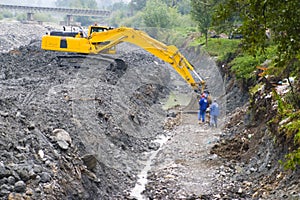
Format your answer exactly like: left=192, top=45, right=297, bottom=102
left=130, top=133, right=171, bottom=199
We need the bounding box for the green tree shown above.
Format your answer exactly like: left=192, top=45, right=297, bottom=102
left=129, top=0, right=147, bottom=15
left=56, top=0, right=97, bottom=9
left=214, top=0, right=300, bottom=170
left=109, top=2, right=129, bottom=12
left=69, top=0, right=82, bottom=8
left=142, top=0, right=179, bottom=28
left=177, top=0, right=191, bottom=15
left=108, top=2, right=131, bottom=27
left=191, top=0, right=214, bottom=46
left=55, top=0, right=72, bottom=7
left=158, top=0, right=191, bottom=15
left=55, top=0, right=98, bottom=26
left=214, top=0, right=300, bottom=69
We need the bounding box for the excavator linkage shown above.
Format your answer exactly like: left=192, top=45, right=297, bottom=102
left=41, top=25, right=205, bottom=92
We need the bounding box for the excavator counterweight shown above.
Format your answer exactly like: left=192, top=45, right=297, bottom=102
left=41, top=25, right=205, bottom=92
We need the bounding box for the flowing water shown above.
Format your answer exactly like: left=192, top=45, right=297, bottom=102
left=130, top=133, right=171, bottom=199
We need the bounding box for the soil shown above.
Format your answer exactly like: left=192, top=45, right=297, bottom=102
left=0, top=21, right=299, bottom=200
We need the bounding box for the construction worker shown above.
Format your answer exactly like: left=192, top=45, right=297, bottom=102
left=198, top=94, right=208, bottom=124
left=203, top=90, right=212, bottom=106
left=210, top=99, right=220, bottom=128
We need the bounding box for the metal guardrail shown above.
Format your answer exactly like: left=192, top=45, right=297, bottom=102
left=0, top=4, right=111, bottom=17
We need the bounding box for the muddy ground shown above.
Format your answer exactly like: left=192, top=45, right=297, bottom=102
left=0, top=21, right=299, bottom=200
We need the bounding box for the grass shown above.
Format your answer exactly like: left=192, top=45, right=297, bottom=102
left=274, top=94, right=300, bottom=170
left=231, top=46, right=277, bottom=79
left=203, top=38, right=240, bottom=60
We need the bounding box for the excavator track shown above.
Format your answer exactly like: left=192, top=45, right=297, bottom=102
left=56, top=53, right=126, bottom=71
left=57, top=53, right=117, bottom=62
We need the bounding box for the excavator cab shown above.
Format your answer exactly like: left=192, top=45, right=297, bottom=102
left=89, top=26, right=112, bottom=34
left=88, top=26, right=116, bottom=54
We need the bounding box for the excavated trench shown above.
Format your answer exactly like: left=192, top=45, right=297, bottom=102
left=0, top=21, right=228, bottom=199
left=6, top=22, right=299, bottom=200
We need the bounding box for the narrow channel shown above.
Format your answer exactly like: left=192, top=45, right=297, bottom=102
left=130, top=133, right=171, bottom=199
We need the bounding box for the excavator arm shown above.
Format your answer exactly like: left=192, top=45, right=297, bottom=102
left=41, top=26, right=205, bottom=92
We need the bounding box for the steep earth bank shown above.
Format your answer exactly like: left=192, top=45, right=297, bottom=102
left=209, top=58, right=300, bottom=199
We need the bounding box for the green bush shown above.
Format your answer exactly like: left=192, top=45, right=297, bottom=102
left=16, top=13, right=26, bottom=21
left=282, top=149, right=300, bottom=170
left=35, top=13, right=55, bottom=22
left=175, top=14, right=197, bottom=29
left=230, top=54, right=259, bottom=79
left=203, top=38, right=240, bottom=60
left=273, top=90, right=300, bottom=170
left=230, top=46, right=276, bottom=80
left=281, top=115, right=300, bottom=170
left=2, top=11, right=13, bottom=18
left=285, top=90, right=300, bottom=110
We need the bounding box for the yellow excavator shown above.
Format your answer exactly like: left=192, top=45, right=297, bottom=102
left=41, top=25, right=205, bottom=92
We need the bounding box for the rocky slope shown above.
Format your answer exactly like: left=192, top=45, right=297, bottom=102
left=0, top=21, right=168, bottom=199
left=210, top=60, right=300, bottom=199
left=0, top=41, right=173, bottom=199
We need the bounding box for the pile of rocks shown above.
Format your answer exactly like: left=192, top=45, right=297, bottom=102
left=0, top=21, right=49, bottom=53
left=0, top=28, right=173, bottom=198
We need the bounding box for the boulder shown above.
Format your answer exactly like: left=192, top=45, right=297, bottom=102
left=14, top=181, right=26, bottom=193
left=40, top=172, right=52, bottom=183
left=81, top=154, right=97, bottom=170
left=53, top=129, right=72, bottom=150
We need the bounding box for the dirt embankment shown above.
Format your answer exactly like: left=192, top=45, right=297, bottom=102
left=0, top=22, right=175, bottom=198
left=210, top=63, right=300, bottom=199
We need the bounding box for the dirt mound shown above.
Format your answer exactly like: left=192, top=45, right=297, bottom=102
left=0, top=21, right=49, bottom=53
left=0, top=39, right=173, bottom=199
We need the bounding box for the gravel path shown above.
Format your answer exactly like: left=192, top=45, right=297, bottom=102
left=143, top=108, right=223, bottom=199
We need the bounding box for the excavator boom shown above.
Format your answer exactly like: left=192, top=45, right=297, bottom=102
left=41, top=26, right=205, bottom=92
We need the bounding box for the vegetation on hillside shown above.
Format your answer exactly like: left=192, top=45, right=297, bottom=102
left=212, top=0, right=300, bottom=170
